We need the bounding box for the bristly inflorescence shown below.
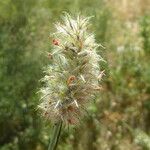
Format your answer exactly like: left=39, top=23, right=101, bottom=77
left=38, top=13, right=105, bottom=125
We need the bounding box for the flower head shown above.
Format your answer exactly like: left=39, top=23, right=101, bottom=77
left=38, top=13, right=104, bottom=125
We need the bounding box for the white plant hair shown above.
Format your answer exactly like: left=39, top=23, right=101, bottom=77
left=38, top=13, right=105, bottom=125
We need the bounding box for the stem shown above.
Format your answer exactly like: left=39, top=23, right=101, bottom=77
left=48, top=120, right=62, bottom=150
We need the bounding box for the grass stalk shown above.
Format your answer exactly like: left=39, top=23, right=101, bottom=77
left=48, top=120, right=62, bottom=150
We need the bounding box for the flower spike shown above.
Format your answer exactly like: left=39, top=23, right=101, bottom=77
left=38, top=13, right=105, bottom=125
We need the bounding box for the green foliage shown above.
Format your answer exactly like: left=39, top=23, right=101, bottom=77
left=140, top=14, right=150, bottom=54
left=0, top=0, right=150, bottom=150
left=0, top=0, right=44, bottom=149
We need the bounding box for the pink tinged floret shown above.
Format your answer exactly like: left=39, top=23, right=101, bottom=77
left=52, top=39, right=59, bottom=46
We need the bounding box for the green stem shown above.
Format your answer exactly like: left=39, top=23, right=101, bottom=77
left=48, top=120, right=62, bottom=150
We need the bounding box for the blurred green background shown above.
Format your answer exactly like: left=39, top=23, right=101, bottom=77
left=0, top=0, right=150, bottom=150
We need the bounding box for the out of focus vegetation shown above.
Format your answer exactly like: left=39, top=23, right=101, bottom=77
left=0, top=0, right=150, bottom=150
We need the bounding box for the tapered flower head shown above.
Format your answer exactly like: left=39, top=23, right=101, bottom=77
left=38, top=13, right=105, bottom=125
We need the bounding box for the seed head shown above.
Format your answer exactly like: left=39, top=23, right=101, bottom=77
left=38, top=13, right=105, bottom=125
